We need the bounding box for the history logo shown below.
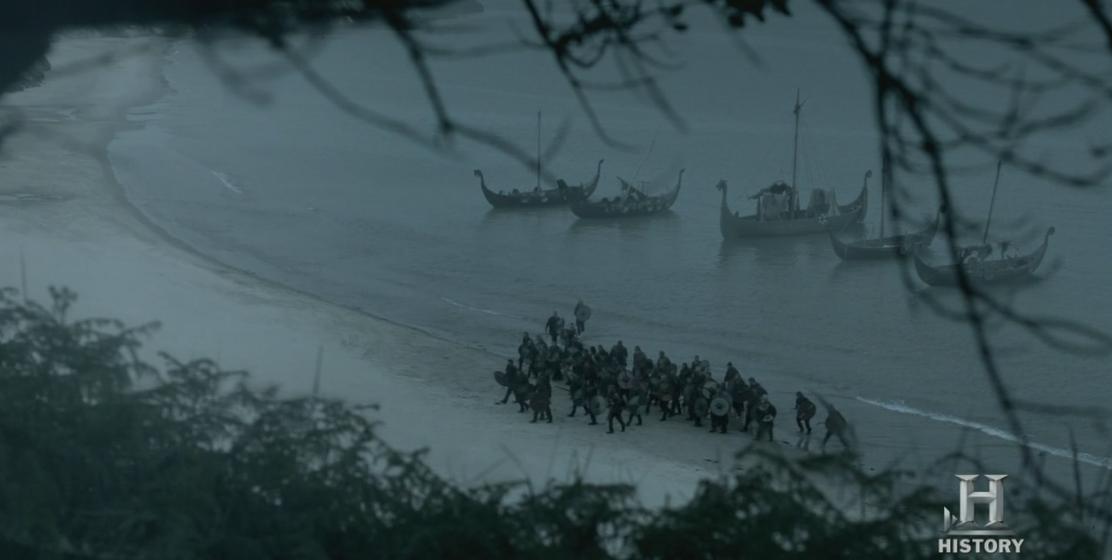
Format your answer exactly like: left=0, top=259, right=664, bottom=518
left=937, top=474, right=1025, bottom=554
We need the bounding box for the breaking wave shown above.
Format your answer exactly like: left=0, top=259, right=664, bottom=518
left=211, top=170, right=244, bottom=195
left=857, top=397, right=1112, bottom=470
left=441, top=296, right=519, bottom=319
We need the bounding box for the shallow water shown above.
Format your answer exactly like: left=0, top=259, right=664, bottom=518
left=108, top=2, right=1112, bottom=470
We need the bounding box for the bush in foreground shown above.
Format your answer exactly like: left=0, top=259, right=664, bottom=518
left=0, top=287, right=1101, bottom=559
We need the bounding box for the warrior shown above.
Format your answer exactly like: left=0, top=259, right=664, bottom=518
left=626, top=387, right=645, bottom=427
left=728, top=375, right=749, bottom=420
left=725, top=361, right=741, bottom=383
left=560, top=326, right=577, bottom=349
left=610, top=340, right=628, bottom=368
left=575, top=379, right=601, bottom=425
left=822, top=405, right=852, bottom=450
left=748, top=377, right=767, bottom=398
left=606, top=388, right=627, bottom=434
left=741, top=384, right=761, bottom=432
left=573, top=299, right=591, bottom=335
left=794, top=392, right=817, bottom=434
left=568, top=376, right=585, bottom=417
left=498, top=359, right=519, bottom=405
left=545, top=311, right=564, bottom=344
left=657, top=350, right=673, bottom=372
left=530, top=378, right=553, bottom=424
left=631, top=346, right=648, bottom=373
left=708, top=390, right=731, bottom=434
left=655, top=376, right=675, bottom=421
left=682, top=376, right=698, bottom=422
left=545, top=346, right=564, bottom=380
left=690, top=390, right=708, bottom=428
left=672, top=363, right=690, bottom=416
left=512, top=380, right=532, bottom=413
left=517, top=333, right=533, bottom=369
left=754, top=395, right=777, bottom=442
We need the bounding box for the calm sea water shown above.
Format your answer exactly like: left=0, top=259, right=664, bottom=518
left=108, top=2, right=1112, bottom=469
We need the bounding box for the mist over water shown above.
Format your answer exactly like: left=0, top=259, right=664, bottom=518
left=108, top=2, right=1112, bottom=467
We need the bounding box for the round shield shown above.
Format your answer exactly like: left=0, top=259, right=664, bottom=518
left=575, top=305, right=592, bottom=322
left=494, top=370, right=508, bottom=387
left=626, top=394, right=642, bottom=410
left=694, top=398, right=709, bottom=418
left=800, top=402, right=816, bottom=418
left=589, top=395, right=605, bottom=415
left=618, top=371, right=635, bottom=390
left=703, top=380, right=719, bottom=395
left=653, top=378, right=669, bottom=395
left=710, top=396, right=730, bottom=417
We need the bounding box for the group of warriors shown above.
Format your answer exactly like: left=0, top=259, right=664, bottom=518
left=494, top=306, right=853, bottom=449
left=594, top=181, right=666, bottom=214
left=959, top=240, right=1018, bottom=264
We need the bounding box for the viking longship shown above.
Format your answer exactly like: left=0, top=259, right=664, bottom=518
left=913, top=227, right=1055, bottom=286
left=474, top=111, right=603, bottom=209
left=913, top=161, right=1054, bottom=286
left=829, top=163, right=939, bottom=260
left=717, top=92, right=868, bottom=239
left=570, top=169, right=684, bottom=219
left=829, top=217, right=938, bottom=259
left=475, top=159, right=602, bottom=209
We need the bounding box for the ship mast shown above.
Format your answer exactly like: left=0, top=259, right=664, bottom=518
left=982, top=160, right=1003, bottom=245
left=536, top=110, right=542, bottom=190
left=881, top=152, right=889, bottom=237
left=791, top=90, right=804, bottom=213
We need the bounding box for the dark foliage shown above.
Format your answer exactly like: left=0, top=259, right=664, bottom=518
left=0, top=287, right=1101, bottom=558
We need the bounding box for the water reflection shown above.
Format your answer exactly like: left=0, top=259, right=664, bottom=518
left=566, top=211, right=682, bottom=239
left=716, top=234, right=831, bottom=270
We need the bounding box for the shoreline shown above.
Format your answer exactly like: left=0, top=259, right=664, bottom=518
left=2, top=33, right=1105, bottom=508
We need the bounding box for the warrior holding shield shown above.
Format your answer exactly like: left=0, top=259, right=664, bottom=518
left=606, top=388, right=627, bottom=433
left=517, top=333, right=533, bottom=369
left=822, top=405, right=852, bottom=450
left=794, top=392, right=817, bottom=434
left=530, top=378, right=553, bottom=424
left=610, top=341, right=628, bottom=368
left=574, top=299, right=591, bottom=335
left=568, top=377, right=599, bottom=425
left=496, top=359, right=520, bottom=405
left=754, top=395, right=777, bottom=442
left=709, top=390, right=731, bottom=434
left=654, top=375, right=675, bottom=421
left=545, top=312, right=564, bottom=344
